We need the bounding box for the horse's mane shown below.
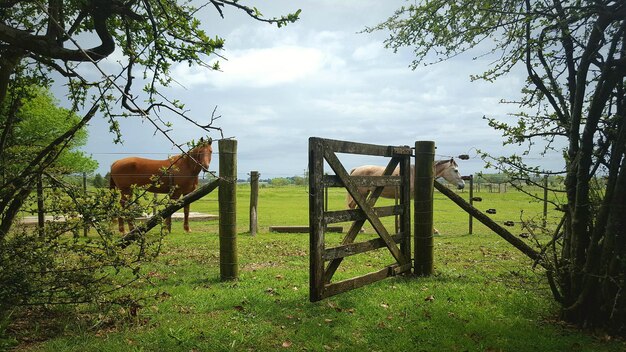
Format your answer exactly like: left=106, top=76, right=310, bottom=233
left=169, top=138, right=212, bottom=160
left=434, top=158, right=456, bottom=167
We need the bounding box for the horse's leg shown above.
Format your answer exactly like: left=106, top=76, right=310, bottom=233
left=117, top=211, right=125, bottom=233
left=118, top=192, right=130, bottom=233
left=124, top=194, right=136, bottom=232
left=176, top=192, right=191, bottom=232
left=183, top=202, right=190, bottom=233
left=166, top=192, right=182, bottom=232
left=165, top=215, right=172, bottom=232
left=347, top=193, right=356, bottom=209
left=165, top=218, right=171, bottom=232
left=347, top=189, right=369, bottom=209
left=119, top=191, right=138, bottom=233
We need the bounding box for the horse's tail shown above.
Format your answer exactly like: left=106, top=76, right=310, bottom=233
left=109, top=169, right=117, bottom=190
left=346, top=167, right=357, bottom=209
left=109, top=175, right=116, bottom=190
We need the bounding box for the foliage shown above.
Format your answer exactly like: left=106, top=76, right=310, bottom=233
left=369, top=0, right=626, bottom=333
left=6, top=186, right=625, bottom=351
left=0, top=1, right=300, bottom=238
left=475, top=173, right=510, bottom=184
left=2, top=86, right=97, bottom=176
left=269, top=177, right=291, bottom=187
left=264, top=176, right=307, bottom=187
left=0, top=180, right=168, bottom=348
left=0, top=0, right=299, bottom=337
left=92, top=173, right=105, bottom=188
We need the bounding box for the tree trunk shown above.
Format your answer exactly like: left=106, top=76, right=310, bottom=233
left=0, top=49, right=25, bottom=242
left=599, top=155, right=626, bottom=334
left=560, top=133, right=626, bottom=335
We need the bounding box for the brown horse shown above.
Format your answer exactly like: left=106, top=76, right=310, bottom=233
left=346, top=159, right=465, bottom=209
left=110, top=138, right=212, bottom=233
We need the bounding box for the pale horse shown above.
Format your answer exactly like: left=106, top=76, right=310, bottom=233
left=346, top=159, right=465, bottom=234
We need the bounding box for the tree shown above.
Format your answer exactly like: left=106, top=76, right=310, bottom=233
left=3, top=86, right=97, bottom=177
left=0, top=0, right=299, bottom=331
left=292, top=175, right=306, bottom=186
left=92, top=173, right=105, bottom=188
left=370, top=1, right=626, bottom=333
left=270, top=177, right=291, bottom=187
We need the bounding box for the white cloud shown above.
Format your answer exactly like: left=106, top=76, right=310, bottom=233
left=419, top=85, right=448, bottom=102
left=171, top=46, right=330, bottom=89
left=83, top=1, right=565, bottom=178
left=352, top=42, right=385, bottom=61
left=311, top=91, right=418, bottom=117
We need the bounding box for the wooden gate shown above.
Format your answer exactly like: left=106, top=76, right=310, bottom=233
left=309, top=137, right=413, bottom=302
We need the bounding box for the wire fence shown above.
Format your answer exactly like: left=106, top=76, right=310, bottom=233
left=27, top=148, right=564, bottom=240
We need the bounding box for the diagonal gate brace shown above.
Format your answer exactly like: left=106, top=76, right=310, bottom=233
left=323, top=149, right=408, bottom=283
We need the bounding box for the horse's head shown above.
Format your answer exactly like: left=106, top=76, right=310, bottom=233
left=191, top=137, right=213, bottom=172
left=435, top=158, right=465, bottom=189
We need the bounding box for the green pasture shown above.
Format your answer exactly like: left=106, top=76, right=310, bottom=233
left=12, top=185, right=624, bottom=351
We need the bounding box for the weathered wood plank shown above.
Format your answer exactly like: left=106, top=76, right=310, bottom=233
left=322, top=138, right=412, bottom=157
left=249, top=170, right=259, bottom=236
left=323, top=233, right=405, bottom=260
left=219, top=139, right=238, bottom=281
left=322, top=263, right=412, bottom=299
left=309, top=137, right=326, bottom=302
left=323, top=175, right=402, bottom=188
left=399, top=153, right=412, bottom=264
left=270, top=226, right=343, bottom=233
left=414, top=141, right=434, bottom=276
left=323, top=205, right=403, bottom=224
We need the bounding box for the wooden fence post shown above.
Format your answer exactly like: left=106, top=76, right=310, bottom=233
left=249, top=170, right=259, bottom=236
left=83, top=172, right=88, bottom=237
left=543, top=175, right=548, bottom=227
left=468, top=174, right=474, bottom=235
left=37, top=174, right=45, bottom=237
left=414, top=141, right=435, bottom=276
left=219, top=139, right=238, bottom=281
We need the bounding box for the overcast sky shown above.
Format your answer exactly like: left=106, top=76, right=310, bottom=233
left=81, top=0, right=564, bottom=179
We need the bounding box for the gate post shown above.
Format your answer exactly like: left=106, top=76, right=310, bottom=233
left=309, top=137, right=325, bottom=302
left=414, top=141, right=435, bottom=276
left=219, top=139, right=238, bottom=280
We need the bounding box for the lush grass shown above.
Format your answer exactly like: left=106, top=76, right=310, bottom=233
left=11, top=185, right=625, bottom=351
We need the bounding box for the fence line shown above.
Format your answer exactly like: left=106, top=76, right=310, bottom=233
left=30, top=140, right=240, bottom=281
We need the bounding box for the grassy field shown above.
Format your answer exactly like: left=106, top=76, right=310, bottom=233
left=10, top=184, right=625, bottom=351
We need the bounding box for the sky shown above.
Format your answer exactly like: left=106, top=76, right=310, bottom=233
left=80, top=0, right=565, bottom=180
